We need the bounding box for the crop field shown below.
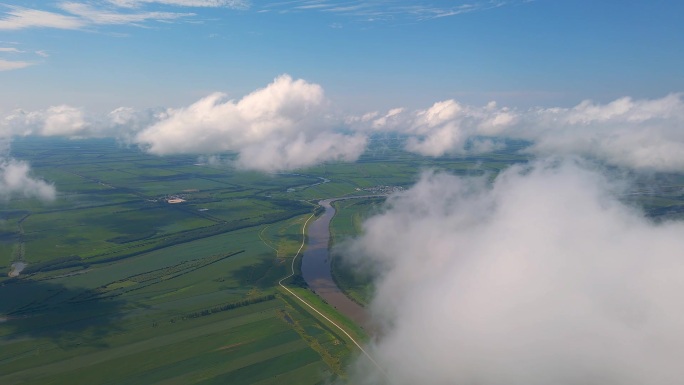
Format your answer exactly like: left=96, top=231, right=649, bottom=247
left=2, top=136, right=683, bottom=384
left=0, top=138, right=369, bottom=384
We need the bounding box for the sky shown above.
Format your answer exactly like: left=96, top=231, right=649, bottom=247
left=1, top=1, right=684, bottom=180
left=1, top=0, right=684, bottom=112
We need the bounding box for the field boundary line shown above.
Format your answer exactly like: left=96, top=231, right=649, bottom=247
left=258, top=225, right=279, bottom=257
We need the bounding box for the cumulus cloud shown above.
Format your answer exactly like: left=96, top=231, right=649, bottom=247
left=358, top=99, right=514, bottom=156
left=518, top=94, right=684, bottom=172
left=1, top=75, right=365, bottom=172
left=5, top=83, right=684, bottom=173
left=0, top=140, right=55, bottom=202
left=0, top=158, right=56, bottom=201
left=365, top=93, right=684, bottom=172
left=2, top=105, right=88, bottom=137
left=135, top=75, right=367, bottom=172
left=344, top=159, right=684, bottom=385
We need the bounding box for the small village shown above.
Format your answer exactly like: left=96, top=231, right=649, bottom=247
left=356, top=185, right=405, bottom=194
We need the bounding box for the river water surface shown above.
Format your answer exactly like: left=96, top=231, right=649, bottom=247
left=301, top=199, right=371, bottom=330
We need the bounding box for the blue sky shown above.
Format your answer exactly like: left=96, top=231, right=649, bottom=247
left=1, top=0, right=683, bottom=112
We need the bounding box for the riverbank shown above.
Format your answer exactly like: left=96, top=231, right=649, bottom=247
left=300, top=195, right=386, bottom=333
left=301, top=199, right=370, bottom=330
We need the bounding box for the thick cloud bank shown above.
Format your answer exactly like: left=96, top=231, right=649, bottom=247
left=366, top=93, right=684, bottom=172
left=4, top=83, right=684, bottom=173
left=135, top=75, right=366, bottom=172
left=4, top=81, right=684, bottom=172
left=0, top=158, right=55, bottom=201
left=522, top=94, right=684, bottom=172
left=346, top=160, right=684, bottom=385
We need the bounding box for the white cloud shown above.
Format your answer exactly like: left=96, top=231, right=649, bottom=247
left=0, top=104, right=167, bottom=201
left=363, top=94, right=684, bottom=172
left=108, top=0, right=249, bottom=8
left=235, top=131, right=367, bottom=171
left=518, top=94, right=684, bottom=172
left=345, top=159, right=684, bottom=385
left=5, top=83, right=684, bottom=173
left=2, top=106, right=88, bottom=136
left=0, top=59, right=34, bottom=71
left=59, top=2, right=192, bottom=25
left=1, top=105, right=162, bottom=139
left=371, top=107, right=403, bottom=128
left=0, top=47, right=22, bottom=53
left=359, top=99, right=515, bottom=156
left=135, top=74, right=367, bottom=172
left=0, top=2, right=196, bottom=31
left=0, top=6, right=85, bottom=30
left=42, top=105, right=88, bottom=136
left=0, top=139, right=56, bottom=202
left=262, top=0, right=526, bottom=23
left=0, top=159, right=56, bottom=201
left=1, top=75, right=367, bottom=172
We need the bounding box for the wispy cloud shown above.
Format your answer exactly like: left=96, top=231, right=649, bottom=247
left=261, top=0, right=522, bottom=22
left=107, top=0, right=249, bottom=8
left=0, top=44, right=46, bottom=70
left=0, top=59, right=34, bottom=71
left=59, top=2, right=192, bottom=25
left=0, top=47, right=23, bottom=53
left=0, top=2, right=198, bottom=31
left=0, top=6, right=85, bottom=30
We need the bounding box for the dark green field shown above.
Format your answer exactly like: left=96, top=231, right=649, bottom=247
left=2, top=136, right=684, bottom=384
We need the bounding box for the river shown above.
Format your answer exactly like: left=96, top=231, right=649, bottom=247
left=301, top=197, right=378, bottom=332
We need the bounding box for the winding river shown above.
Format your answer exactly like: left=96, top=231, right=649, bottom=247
left=301, top=198, right=377, bottom=331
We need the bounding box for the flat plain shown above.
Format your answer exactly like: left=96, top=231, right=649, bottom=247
left=2, top=136, right=683, bottom=384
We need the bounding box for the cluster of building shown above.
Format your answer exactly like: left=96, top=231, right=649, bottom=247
left=355, top=185, right=405, bottom=194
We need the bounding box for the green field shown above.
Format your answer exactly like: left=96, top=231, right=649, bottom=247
left=0, top=138, right=367, bottom=384
left=2, top=136, right=683, bottom=384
